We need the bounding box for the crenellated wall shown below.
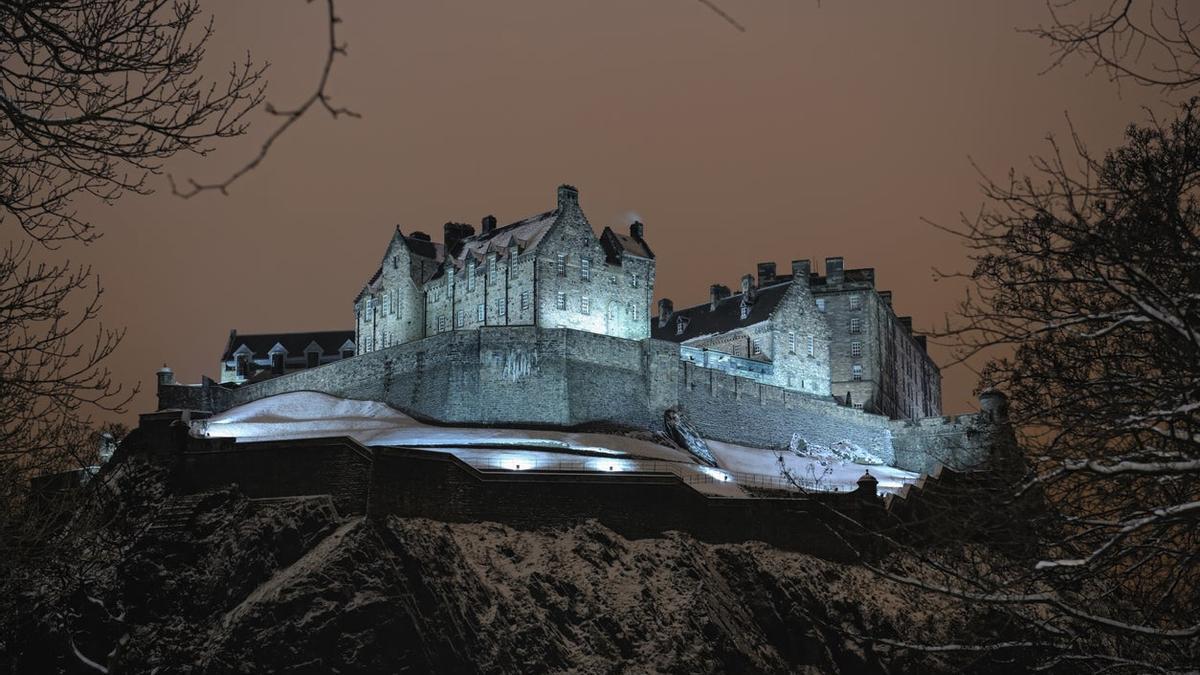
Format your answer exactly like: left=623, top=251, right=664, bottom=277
left=158, top=326, right=997, bottom=472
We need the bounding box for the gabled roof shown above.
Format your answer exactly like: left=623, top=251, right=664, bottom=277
left=652, top=281, right=793, bottom=343
left=221, top=330, right=355, bottom=361
left=454, top=209, right=558, bottom=263
left=600, top=227, right=654, bottom=262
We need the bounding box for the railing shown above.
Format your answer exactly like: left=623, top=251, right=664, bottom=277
left=469, top=458, right=838, bottom=494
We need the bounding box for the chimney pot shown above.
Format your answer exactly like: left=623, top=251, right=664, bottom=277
left=825, top=257, right=844, bottom=286
left=630, top=220, right=644, bottom=239
left=757, top=262, right=777, bottom=286
left=557, top=184, right=579, bottom=210
left=709, top=284, right=731, bottom=311
left=791, top=259, right=811, bottom=285
left=657, top=297, right=676, bottom=326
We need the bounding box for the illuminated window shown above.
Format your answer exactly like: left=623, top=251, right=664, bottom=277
left=520, top=291, right=529, bottom=311
left=788, top=332, right=796, bottom=354
left=382, top=292, right=390, bottom=316
left=807, top=335, right=815, bottom=356
left=365, top=296, right=373, bottom=314
left=849, top=294, right=861, bottom=311
left=438, top=316, right=446, bottom=332
left=556, top=254, right=566, bottom=277
left=581, top=258, right=591, bottom=281
left=467, top=261, right=475, bottom=291
left=477, top=304, right=485, bottom=322
left=740, top=302, right=750, bottom=320
left=849, top=318, right=861, bottom=334
left=852, top=364, right=863, bottom=380
left=816, top=298, right=826, bottom=312
left=581, top=296, right=590, bottom=314
left=752, top=337, right=761, bottom=355
left=556, top=292, right=567, bottom=310
left=851, top=341, right=862, bottom=357
left=676, top=315, right=689, bottom=336
left=630, top=274, right=639, bottom=288
left=456, top=309, right=464, bottom=328
left=489, top=257, right=497, bottom=276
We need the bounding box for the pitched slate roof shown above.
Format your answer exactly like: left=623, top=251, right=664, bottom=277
left=600, top=227, right=654, bottom=262
left=454, top=209, right=558, bottom=263
left=652, top=280, right=793, bottom=343
left=222, top=330, right=355, bottom=361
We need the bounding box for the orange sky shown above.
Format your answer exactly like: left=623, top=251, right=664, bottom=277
left=65, top=1, right=1169, bottom=422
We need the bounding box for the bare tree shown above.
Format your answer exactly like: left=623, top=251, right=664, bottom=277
left=1029, top=0, right=1200, bottom=93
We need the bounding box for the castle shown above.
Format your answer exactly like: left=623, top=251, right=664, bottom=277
left=165, top=185, right=996, bottom=475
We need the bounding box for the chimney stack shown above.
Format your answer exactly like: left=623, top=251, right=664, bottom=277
left=657, top=298, right=674, bottom=328
left=443, top=222, right=475, bottom=256
left=899, top=316, right=913, bottom=334
left=757, top=262, right=777, bottom=286
left=710, top=284, right=731, bottom=311
left=879, top=290, right=892, bottom=307
left=825, top=257, right=844, bottom=286
left=740, top=274, right=756, bottom=302
left=630, top=220, right=644, bottom=239
left=791, top=259, right=811, bottom=286
left=557, top=184, right=579, bottom=210
left=481, top=215, right=497, bottom=235
left=409, top=231, right=431, bottom=241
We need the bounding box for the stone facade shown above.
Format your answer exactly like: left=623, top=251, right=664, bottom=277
left=159, top=325, right=996, bottom=474
left=354, top=185, right=655, bottom=354
left=655, top=257, right=942, bottom=420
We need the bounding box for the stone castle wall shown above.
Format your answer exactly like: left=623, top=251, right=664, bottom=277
left=159, top=326, right=993, bottom=472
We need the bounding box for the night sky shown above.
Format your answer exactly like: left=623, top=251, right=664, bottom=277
left=71, top=1, right=1165, bottom=420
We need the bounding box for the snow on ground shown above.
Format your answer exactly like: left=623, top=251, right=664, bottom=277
left=192, top=392, right=917, bottom=495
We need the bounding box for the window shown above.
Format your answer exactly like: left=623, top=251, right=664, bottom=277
left=807, top=335, right=815, bottom=357
left=556, top=292, right=567, bottom=310
left=851, top=341, right=862, bottom=357
left=496, top=300, right=506, bottom=317
left=816, top=298, right=826, bottom=312
left=853, top=402, right=864, bottom=410
left=489, top=257, right=497, bottom=276
left=456, top=309, right=464, bottom=328
left=271, top=353, right=284, bottom=374
left=365, top=296, right=373, bottom=314
left=307, top=351, right=320, bottom=368
left=236, top=354, right=250, bottom=377
left=740, top=302, right=750, bottom=320
left=852, top=364, right=863, bottom=381
left=438, top=316, right=446, bottom=332
left=393, top=255, right=398, bottom=269
left=788, top=332, right=796, bottom=354
left=556, top=253, right=566, bottom=277
left=341, top=349, right=354, bottom=359
left=382, top=292, right=390, bottom=316
left=630, top=274, right=639, bottom=288
left=467, top=262, right=475, bottom=291
left=676, top=316, right=689, bottom=336
left=581, top=258, right=591, bottom=281
left=477, top=303, right=485, bottom=322
left=520, top=291, right=529, bottom=311
left=849, top=294, right=861, bottom=311
left=849, top=317, right=861, bottom=334
left=751, top=337, right=762, bottom=355
left=581, top=296, right=591, bottom=314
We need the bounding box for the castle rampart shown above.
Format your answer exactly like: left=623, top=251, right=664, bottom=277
left=159, top=326, right=994, bottom=473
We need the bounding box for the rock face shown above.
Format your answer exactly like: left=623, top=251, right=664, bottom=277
left=664, top=408, right=718, bottom=467
left=4, top=467, right=988, bottom=674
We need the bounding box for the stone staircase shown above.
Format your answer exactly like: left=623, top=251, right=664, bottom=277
left=146, top=492, right=213, bottom=535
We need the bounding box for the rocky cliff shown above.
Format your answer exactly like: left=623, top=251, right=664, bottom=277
left=3, top=459, right=1009, bottom=674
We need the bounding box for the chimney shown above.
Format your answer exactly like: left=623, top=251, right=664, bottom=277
left=630, top=220, right=644, bottom=240
left=409, top=231, right=431, bottom=241
left=791, top=259, right=811, bottom=286
left=443, top=222, right=475, bottom=256
left=557, top=184, right=579, bottom=210
left=757, top=262, right=776, bottom=286
left=481, top=215, right=497, bottom=234
left=879, top=290, right=892, bottom=307
left=739, top=274, right=757, bottom=304
left=710, top=284, right=731, bottom=311
left=156, top=364, right=175, bottom=387
left=825, top=257, right=844, bottom=286
left=657, top=298, right=674, bottom=328
left=899, top=316, right=913, bottom=334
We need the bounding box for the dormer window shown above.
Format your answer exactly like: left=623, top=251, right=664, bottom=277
left=675, top=315, right=689, bottom=336
left=341, top=349, right=354, bottom=359
left=271, top=352, right=285, bottom=374
left=235, top=353, right=250, bottom=377
left=740, top=302, right=751, bottom=320
left=307, top=352, right=319, bottom=368
left=467, top=261, right=476, bottom=291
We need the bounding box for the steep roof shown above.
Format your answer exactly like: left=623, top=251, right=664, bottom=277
left=600, top=227, right=654, bottom=262
left=222, top=330, right=355, bottom=361
left=454, top=209, right=558, bottom=263
left=652, top=281, right=793, bottom=343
